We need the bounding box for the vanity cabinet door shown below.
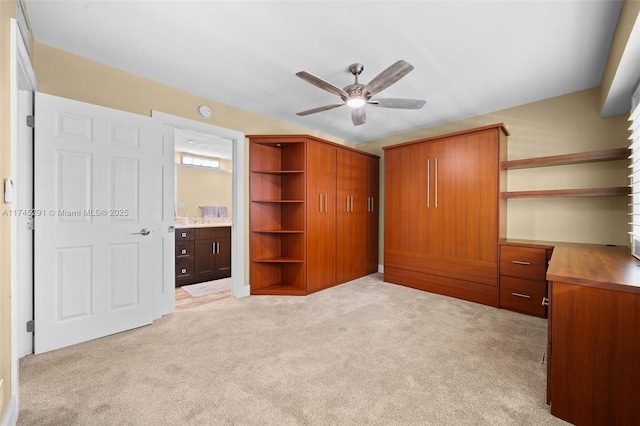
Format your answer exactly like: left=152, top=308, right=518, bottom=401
left=215, top=237, right=232, bottom=279
left=194, top=236, right=231, bottom=281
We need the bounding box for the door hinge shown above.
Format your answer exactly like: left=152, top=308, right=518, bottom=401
left=26, top=320, right=34, bottom=333
left=26, top=115, right=35, bottom=128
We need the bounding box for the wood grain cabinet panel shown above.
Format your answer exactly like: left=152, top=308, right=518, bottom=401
left=546, top=244, right=640, bottom=425
left=384, top=123, right=508, bottom=306
left=549, top=282, right=640, bottom=425
left=249, top=135, right=379, bottom=295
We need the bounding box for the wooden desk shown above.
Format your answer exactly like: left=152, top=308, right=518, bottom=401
left=546, top=243, right=640, bottom=425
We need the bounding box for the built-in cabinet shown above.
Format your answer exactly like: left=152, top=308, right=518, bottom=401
left=499, top=242, right=552, bottom=318
left=383, top=124, right=509, bottom=306
left=249, top=134, right=379, bottom=295
left=175, top=226, right=231, bottom=287
left=546, top=244, right=640, bottom=425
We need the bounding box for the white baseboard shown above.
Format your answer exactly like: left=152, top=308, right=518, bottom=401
left=378, top=264, right=384, bottom=273
left=1, top=396, right=18, bottom=426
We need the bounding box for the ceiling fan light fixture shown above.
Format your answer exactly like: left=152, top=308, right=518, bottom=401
left=347, top=97, right=365, bottom=108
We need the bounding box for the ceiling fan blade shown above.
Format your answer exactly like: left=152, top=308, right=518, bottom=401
left=368, top=98, right=426, bottom=109
left=364, top=60, right=414, bottom=96
left=296, top=71, right=349, bottom=98
left=351, top=107, right=366, bottom=126
left=296, top=103, right=345, bottom=116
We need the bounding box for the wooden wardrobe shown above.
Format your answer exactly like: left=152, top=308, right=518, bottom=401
left=249, top=134, right=379, bottom=295
left=383, top=123, right=508, bottom=306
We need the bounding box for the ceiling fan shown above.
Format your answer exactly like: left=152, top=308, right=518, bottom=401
left=295, top=60, right=426, bottom=126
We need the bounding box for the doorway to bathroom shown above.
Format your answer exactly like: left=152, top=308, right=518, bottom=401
left=152, top=111, right=247, bottom=313
left=174, top=128, right=235, bottom=308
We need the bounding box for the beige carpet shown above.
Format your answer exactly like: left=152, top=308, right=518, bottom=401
left=17, top=274, right=570, bottom=425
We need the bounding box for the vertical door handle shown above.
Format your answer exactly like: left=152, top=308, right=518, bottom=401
left=346, top=196, right=349, bottom=212
left=217, top=242, right=220, bottom=254
left=427, top=159, right=430, bottom=208
left=435, top=157, right=439, bottom=208
left=319, top=193, right=323, bottom=212
left=324, top=194, right=328, bottom=212
left=351, top=196, right=354, bottom=212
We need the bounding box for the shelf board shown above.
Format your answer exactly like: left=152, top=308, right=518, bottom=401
left=252, top=256, right=304, bottom=263
left=501, top=148, right=630, bottom=170
left=251, top=170, right=304, bottom=174
left=252, top=229, right=304, bottom=234
left=251, top=199, right=305, bottom=203
left=501, top=186, right=631, bottom=198
left=251, top=284, right=307, bottom=296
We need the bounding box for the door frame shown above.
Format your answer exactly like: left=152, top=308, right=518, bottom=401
left=152, top=111, right=248, bottom=299
left=7, top=17, right=37, bottom=426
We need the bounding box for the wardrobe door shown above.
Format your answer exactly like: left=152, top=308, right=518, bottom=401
left=336, top=148, right=362, bottom=283
left=306, top=141, right=337, bottom=292
left=384, top=142, right=430, bottom=266
left=430, top=131, right=499, bottom=285
left=365, top=155, right=380, bottom=274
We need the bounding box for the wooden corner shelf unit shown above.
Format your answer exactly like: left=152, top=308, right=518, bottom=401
left=249, top=134, right=380, bottom=296
left=500, top=147, right=630, bottom=198
left=250, top=139, right=307, bottom=295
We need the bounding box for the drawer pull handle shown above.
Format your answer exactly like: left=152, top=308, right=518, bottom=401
left=181, top=232, right=187, bottom=238
left=511, top=260, right=531, bottom=265
left=512, top=292, right=531, bottom=299
left=542, top=297, right=549, bottom=306
left=181, top=268, right=187, bottom=274
left=181, top=249, right=187, bottom=255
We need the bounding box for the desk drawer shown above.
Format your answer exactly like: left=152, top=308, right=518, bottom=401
left=500, top=246, right=547, bottom=281
left=500, top=276, right=547, bottom=317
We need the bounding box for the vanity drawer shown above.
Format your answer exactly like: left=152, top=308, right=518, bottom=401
left=176, top=228, right=195, bottom=241
left=176, top=259, right=194, bottom=280
left=500, top=245, right=547, bottom=281
left=196, top=226, right=231, bottom=240
left=175, top=241, right=194, bottom=259
left=500, top=276, right=547, bottom=317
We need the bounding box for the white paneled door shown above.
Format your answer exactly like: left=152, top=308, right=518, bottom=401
left=34, top=93, right=160, bottom=353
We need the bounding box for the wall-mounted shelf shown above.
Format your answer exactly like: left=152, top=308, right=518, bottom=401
left=501, top=147, right=630, bottom=199
left=502, top=187, right=630, bottom=199
left=501, top=148, right=630, bottom=170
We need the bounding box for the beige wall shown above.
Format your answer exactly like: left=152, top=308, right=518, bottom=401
left=358, top=87, right=630, bottom=262
left=0, top=0, right=17, bottom=419
left=175, top=159, right=233, bottom=219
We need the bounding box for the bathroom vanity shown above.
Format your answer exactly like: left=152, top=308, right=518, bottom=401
left=175, top=223, right=231, bottom=287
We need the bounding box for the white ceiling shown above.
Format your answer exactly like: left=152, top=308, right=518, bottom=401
left=25, top=0, right=632, bottom=146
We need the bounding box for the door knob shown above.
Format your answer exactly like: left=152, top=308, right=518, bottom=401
left=132, top=228, right=151, bottom=236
